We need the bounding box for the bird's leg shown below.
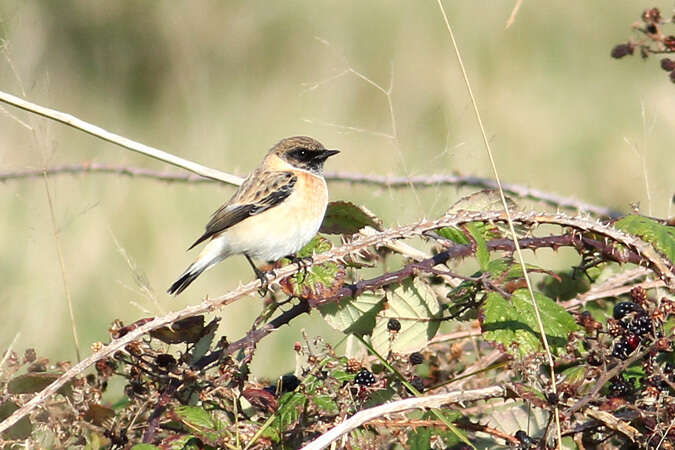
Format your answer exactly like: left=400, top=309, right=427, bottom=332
left=245, top=254, right=273, bottom=296
left=289, top=254, right=313, bottom=277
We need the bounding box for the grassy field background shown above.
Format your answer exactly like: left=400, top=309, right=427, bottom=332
left=0, top=1, right=673, bottom=379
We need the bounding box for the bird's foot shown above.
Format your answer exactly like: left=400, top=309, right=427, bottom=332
left=289, top=254, right=313, bottom=276
left=254, top=267, right=276, bottom=297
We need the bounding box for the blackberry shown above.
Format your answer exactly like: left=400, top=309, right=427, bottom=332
left=612, top=339, right=634, bottom=360
left=409, top=376, right=424, bottom=393
left=515, top=430, right=535, bottom=449
left=608, top=377, right=633, bottom=398
left=409, top=352, right=424, bottom=365
left=280, top=374, right=301, bottom=393
left=354, top=368, right=376, bottom=386
left=387, top=318, right=401, bottom=332
left=613, top=301, right=645, bottom=321
left=628, top=314, right=652, bottom=337
left=647, top=375, right=669, bottom=392
left=155, top=353, right=177, bottom=368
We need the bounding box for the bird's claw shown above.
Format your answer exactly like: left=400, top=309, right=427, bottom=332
left=254, top=267, right=276, bottom=297
left=289, top=255, right=313, bottom=276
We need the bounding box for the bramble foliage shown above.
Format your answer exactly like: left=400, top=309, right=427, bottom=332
left=0, top=196, right=673, bottom=449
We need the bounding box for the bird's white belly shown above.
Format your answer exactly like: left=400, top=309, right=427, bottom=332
left=220, top=173, right=328, bottom=261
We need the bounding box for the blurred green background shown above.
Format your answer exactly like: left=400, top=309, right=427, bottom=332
left=0, top=1, right=673, bottom=378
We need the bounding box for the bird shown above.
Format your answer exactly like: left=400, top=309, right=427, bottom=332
left=167, top=136, right=339, bottom=295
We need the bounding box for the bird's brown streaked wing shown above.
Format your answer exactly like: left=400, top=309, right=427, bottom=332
left=187, top=170, right=297, bottom=250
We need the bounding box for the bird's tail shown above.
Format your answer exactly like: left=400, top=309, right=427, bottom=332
left=167, top=241, right=227, bottom=295
left=167, top=263, right=204, bottom=295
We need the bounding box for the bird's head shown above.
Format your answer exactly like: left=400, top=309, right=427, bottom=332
left=271, top=136, right=339, bottom=174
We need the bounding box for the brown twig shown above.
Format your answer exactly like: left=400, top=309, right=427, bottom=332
left=561, top=267, right=663, bottom=310
left=365, top=418, right=519, bottom=445
left=0, top=163, right=619, bottom=217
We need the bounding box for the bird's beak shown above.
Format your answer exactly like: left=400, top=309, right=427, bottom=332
left=317, top=149, right=340, bottom=160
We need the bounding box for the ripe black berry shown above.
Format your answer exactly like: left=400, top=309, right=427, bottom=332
left=613, top=302, right=645, bottom=321
left=612, top=339, right=634, bottom=360
left=280, top=374, right=301, bottom=393
left=387, top=318, right=401, bottom=332
left=608, top=377, right=633, bottom=398
left=515, top=430, right=535, bottom=448
left=409, top=352, right=424, bottom=365
left=155, top=353, right=177, bottom=368
left=354, top=368, right=376, bottom=386
left=628, top=314, right=652, bottom=337
left=647, top=375, right=669, bottom=392
left=409, top=376, right=424, bottom=393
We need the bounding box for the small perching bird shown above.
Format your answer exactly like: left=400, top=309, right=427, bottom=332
left=167, top=136, right=339, bottom=295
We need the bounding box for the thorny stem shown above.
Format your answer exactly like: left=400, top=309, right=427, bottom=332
left=0, top=210, right=672, bottom=434
left=0, top=163, right=620, bottom=217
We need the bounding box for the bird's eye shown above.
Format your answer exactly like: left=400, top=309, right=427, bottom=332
left=292, top=148, right=310, bottom=160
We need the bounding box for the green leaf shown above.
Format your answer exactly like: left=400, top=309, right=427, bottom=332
left=280, top=236, right=345, bottom=300
left=481, top=290, right=579, bottom=356
left=436, top=226, right=470, bottom=245
left=320, top=201, right=383, bottom=235
left=169, top=435, right=197, bottom=450
left=319, top=292, right=385, bottom=336
left=371, top=278, right=441, bottom=355
left=615, top=214, right=675, bottom=263
left=0, top=401, right=32, bottom=440
left=486, top=257, right=550, bottom=281
left=539, top=272, right=591, bottom=301
left=363, top=388, right=395, bottom=408
left=561, top=436, right=578, bottom=450
left=7, top=372, right=72, bottom=396
left=313, top=395, right=338, bottom=413
left=131, top=445, right=161, bottom=450
left=189, top=319, right=219, bottom=367
left=559, top=365, right=586, bottom=387
left=150, top=316, right=206, bottom=344
left=466, top=222, right=489, bottom=271
left=331, top=368, right=355, bottom=383
left=263, top=392, right=307, bottom=442
left=174, top=406, right=218, bottom=431
left=408, top=427, right=433, bottom=450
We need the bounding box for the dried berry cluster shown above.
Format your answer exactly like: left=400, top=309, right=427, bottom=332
left=611, top=7, right=675, bottom=83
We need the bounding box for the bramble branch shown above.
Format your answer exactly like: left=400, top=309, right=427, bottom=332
left=0, top=162, right=618, bottom=217
left=0, top=210, right=671, bottom=434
